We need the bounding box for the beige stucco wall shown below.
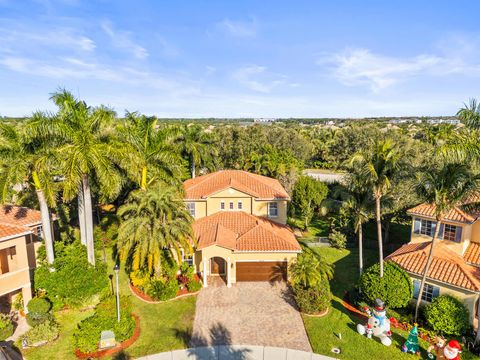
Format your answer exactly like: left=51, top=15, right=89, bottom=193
left=196, top=246, right=298, bottom=283
left=471, top=220, right=480, bottom=243
left=0, top=235, right=33, bottom=306
left=409, top=273, right=479, bottom=325
left=185, top=187, right=288, bottom=224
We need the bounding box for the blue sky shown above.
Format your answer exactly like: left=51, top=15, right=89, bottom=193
left=1, top=0, right=480, bottom=117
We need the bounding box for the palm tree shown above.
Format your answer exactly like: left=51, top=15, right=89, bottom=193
left=29, top=90, right=124, bottom=266
left=341, top=172, right=373, bottom=276
left=288, top=246, right=333, bottom=288
left=457, top=98, right=480, bottom=130
left=413, top=162, right=479, bottom=321
left=176, top=124, right=217, bottom=178
left=119, top=112, right=181, bottom=190
left=350, top=139, right=400, bottom=277
left=117, top=184, right=193, bottom=275
left=0, top=123, right=56, bottom=264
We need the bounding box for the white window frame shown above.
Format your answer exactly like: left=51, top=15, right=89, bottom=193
left=180, top=249, right=193, bottom=266
left=443, top=224, right=459, bottom=242
left=420, top=219, right=433, bottom=236
left=36, top=225, right=43, bottom=239
left=229, top=202, right=234, bottom=210
left=220, top=201, right=225, bottom=210
left=238, top=201, right=243, bottom=210
left=186, top=202, right=196, bottom=217
left=414, top=281, right=439, bottom=302
left=268, top=202, right=278, bottom=218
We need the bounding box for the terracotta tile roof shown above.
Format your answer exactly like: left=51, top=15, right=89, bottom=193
left=386, top=241, right=480, bottom=292
left=192, top=211, right=300, bottom=252
left=464, top=242, right=480, bottom=266
left=0, top=223, right=31, bottom=240
left=407, top=193, right=480, bottom=224
left=0, top=205, right=42, bottom=226
left=183, top=170, right=290, bottom=200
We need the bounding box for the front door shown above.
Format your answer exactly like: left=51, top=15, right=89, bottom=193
left=210, top=257, right=225, bottom=275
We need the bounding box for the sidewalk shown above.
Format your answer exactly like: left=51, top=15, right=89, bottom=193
left=136, top=345, right=337, bottom=360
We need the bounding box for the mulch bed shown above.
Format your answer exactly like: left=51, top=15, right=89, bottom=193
left=129, top=283, right=200, bottom=304
left=302, top=307, right=329, bottom=317
left=342, top=291, right=436, bottom=345
left=74, top=313, right=140, bottom=359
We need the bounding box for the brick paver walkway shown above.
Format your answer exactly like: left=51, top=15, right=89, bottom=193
left=191, top=282, right=312, bottom=352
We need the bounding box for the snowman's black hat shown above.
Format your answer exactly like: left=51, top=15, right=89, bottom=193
left=374, top=298, right=385, bottom=311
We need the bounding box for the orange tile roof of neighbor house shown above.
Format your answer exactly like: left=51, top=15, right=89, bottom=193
left=192, top=211, right=301, bottom=252
left=386, top=241, right=480, bottom=292
left=464, top=242, right=480, bottom=266
left=407, top=193, right=480, bottom=224
left=183, top=170, right=290, bottom=200
left=0, top=205, right=42, bottom=240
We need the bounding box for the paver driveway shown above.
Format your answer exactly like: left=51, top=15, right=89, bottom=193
left=191, top=281, right=312, bottom=352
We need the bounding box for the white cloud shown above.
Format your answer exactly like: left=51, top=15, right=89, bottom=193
left=217, top=18, right=257, bottom=38
left=101, top=20, right=148, bottom=59
left=232, top=65, right=284, bottom=93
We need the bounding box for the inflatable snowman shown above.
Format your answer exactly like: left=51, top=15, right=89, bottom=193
left=357, top=298, right=392, bottom=346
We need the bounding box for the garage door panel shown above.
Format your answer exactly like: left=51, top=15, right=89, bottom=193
left=236, top=262, right=287, bottom=282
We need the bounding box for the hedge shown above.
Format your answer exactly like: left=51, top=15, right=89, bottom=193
left=425, top=295, right=470, bottom=336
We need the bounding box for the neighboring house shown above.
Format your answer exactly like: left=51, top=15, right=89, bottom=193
left=303, top=169, right=346, bottom=184
left=386, top=194, right=480, bottom=326
left=0, top=205, right=44, bottom=311
left=183, top=170, right=301, bottom=287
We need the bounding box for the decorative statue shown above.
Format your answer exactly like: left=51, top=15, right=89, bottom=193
left=401, top=324, right=420, bottom=354
left=428, top=338, right=462, bottom=360
left=357, top=298, right=392, bottom=346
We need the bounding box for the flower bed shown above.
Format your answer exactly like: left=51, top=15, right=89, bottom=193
left=74, top=313, right=140, bottom=359
left=129, top=282, right=200, bottom=303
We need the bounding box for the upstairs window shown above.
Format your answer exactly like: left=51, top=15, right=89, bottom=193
left=238, top=201, right=243, bottom=210
left=413, top=280, right=440, bottom=302
left=180, top=249, right=193, bottom=266
left=36, top=225, right=43, bottom=239
left=268, top=202, right=278, bottom=217
left=443, top=224, right=462, bottom=242
left=186, top=202, right=196, bottom=217
left=229, top=202, right=234, bottom=210
left=414, top=218, right=435, bottom=237
left=220, top=201, right=225, bottom=210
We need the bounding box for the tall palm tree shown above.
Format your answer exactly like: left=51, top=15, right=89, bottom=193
left=176, top=124, right=217, bottom=179
left=341, top=172, right=373, bottom=276
left=413, top=162, right=479, bottom=321
left=457, top=98, right=480, bottom=130
left=119, top=112, right=181, bottom=190
left=350, top=139, right=400, bottom=277
left=117, top=184, right=193, bottom=275
left=29, top=90, right=124, bottom=266
left=0, top=123, right=56, bottom=264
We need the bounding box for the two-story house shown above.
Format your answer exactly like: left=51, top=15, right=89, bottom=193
left=183, top=170, right=301, bottom=287
left=0, top=205, right=44, bottom=311
left=386, top=194, right=480, bottom=325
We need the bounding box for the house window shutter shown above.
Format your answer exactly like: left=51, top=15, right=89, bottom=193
left=431, top=221, right=437, bottom=236
left=413, top=280, right=420, bottom=298
left=438, top=223, right=444, bottom=239
left=413, top=219, right=421, bottom=234
left=455, top=226, right=463, bottom=242
left=432, top=286, right=440, bottom=298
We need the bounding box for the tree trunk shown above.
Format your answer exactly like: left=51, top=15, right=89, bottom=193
left=36, top=190, right=54, bottom=265
left=78, top=186, right=87, bottom=246
left=191, top=158, right=196, bottom=179
left=414, top=218, right=442, bottom=321
left=358, top=221, right=364, bottom=276
left=141, top=166, right=147, bottom=190
left=82, top=175, right=95, bottom=267
left=375, top=195, right=384, bottom=277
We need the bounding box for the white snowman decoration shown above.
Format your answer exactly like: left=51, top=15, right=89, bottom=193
left=357, top=298, right=392, bottom=346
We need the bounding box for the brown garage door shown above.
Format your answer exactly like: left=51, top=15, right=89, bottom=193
left=236, top=261, right=287, bottom=282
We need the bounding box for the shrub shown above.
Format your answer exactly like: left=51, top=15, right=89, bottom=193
left=12, top=293, right=23, bottom=311
left=34, top=241, right=108, bottom=307
left=359, top=262, right=413, bottom=308
left=26, top=312, right=54, bottom=327
left=0, top=314, right=13, bottom=340
left=27, top=297, right=51, bottom=314
left=129, top=270, right=149, bottom=290
left=73, top=296, right=135, bottom=353
left=292, top=280, right=331, bottom=314
left=425, top=295, right=470, bottom=336
left=148, top=278, right=178, bottom=301
left=328, top=230, right=347, bottom=249
left=186, top=279, right=202, bottom=293
left=22, top=319, right=59, bottom=345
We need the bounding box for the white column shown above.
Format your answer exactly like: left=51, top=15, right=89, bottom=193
left=203, top=259, right=208, bottom=288
left=227, top=257, right=232, bottom=288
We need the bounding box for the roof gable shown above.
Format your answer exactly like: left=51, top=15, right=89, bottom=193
left=183, top=170, right=289, bottom=200
left=0, top=205, right=42, bottom=226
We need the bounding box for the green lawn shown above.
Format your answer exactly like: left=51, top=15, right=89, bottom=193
left=22, top=251, right=197, bottom=360
left=289, top=216, right=330, bottom=240
left=305, top=247, right=479, bottom=360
